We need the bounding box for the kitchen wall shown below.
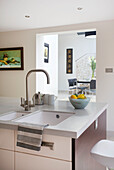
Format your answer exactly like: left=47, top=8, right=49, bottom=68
left=58, top=33, right=96, bottom=91
left=36, top=34, right=58, bottom=96
left=0, top=30, right=36, bottom=99
left=0, top=20, right=114, bottom=133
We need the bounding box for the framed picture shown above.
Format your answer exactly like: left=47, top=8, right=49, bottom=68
left=0, top=47, right=24, bottom=70
left=44, top=43, right=49, bottom=63
left=66, top=48, right=73, bottom=74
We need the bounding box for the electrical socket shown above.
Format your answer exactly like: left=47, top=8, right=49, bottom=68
left=105, top=68, right=113, bottom=73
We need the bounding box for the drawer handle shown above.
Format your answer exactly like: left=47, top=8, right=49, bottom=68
left=42, top=141, right=54, bottom=150
left=94, top=119, right=98, bottom=130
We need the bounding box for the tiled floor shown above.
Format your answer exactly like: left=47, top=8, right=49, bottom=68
left=107, top=133, right=114, bottom=141
left=57, top=90, right=96, bottom=102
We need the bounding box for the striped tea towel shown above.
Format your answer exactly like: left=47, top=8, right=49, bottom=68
left=17, top=123, right=47, bottom=151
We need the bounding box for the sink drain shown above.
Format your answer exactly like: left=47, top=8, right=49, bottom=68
left=56, top=114, right=60, bottom=119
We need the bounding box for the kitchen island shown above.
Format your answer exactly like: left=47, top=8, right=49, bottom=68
left=0, top=97, right=107, bottom=170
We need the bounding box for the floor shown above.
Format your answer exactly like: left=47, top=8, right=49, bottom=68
left=107, top=132, right=114, bottom=141
left=57, top=90, right=96, bottom=102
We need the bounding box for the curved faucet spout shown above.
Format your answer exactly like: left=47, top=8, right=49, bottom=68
left=26, top=69, right=50, bottom=85
left=23, top=69, right=50, bottom=111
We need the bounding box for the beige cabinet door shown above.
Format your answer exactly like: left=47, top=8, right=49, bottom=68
left=0, top=128, right=14, bottom=150
left=15, top=152, right=72, bottom=170
left=15, top=132, right=72, bottom=161
left=0, top=149, right=14, bottom=170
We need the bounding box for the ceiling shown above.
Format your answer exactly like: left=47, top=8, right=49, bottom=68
left=0, top=0, right=114, bottom=32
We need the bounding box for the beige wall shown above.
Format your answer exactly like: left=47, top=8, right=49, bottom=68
left=0, top=20, right=114, bottom=132
left=0, top=30, right=36, bottom=98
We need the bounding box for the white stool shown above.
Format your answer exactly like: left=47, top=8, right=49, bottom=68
left=91, top=140, right=114, bottom=170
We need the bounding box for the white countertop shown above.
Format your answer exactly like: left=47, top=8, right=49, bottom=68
left=0, top=97, right=108, bottom=139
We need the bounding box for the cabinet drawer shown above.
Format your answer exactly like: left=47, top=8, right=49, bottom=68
left=15, top=131, right=72, bottom=161
left=0, top=128, right=14, bottom=150
left=15, top=152, right=72, bottom=170
left=0, top=149, right=14, bottom=170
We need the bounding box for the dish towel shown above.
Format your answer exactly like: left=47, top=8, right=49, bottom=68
left=17, top=123, right=48, bottom=151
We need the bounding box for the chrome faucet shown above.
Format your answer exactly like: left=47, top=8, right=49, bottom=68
left=21, top=69, right=50, bottom=111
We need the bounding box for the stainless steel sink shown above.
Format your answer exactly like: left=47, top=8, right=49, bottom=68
left=0, top=111, right=29, bottom=121
left=14, top=110, right=73, bottom=126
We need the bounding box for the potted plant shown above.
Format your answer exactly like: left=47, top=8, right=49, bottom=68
left=90, top=57, right=96, bottom=78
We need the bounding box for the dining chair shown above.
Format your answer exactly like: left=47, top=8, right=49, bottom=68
left=68, top=78, right=77, bottom=94
left=68, top=78, right=88, bottom=94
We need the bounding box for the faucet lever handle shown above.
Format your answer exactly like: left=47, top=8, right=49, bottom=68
left=21, top=97, right=25, bottom=106
left=32, top=97, right=35, bottom=106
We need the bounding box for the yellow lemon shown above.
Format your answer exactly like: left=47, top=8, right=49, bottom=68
left=78, top=94, right=86, bottom=99
left=71, top=95, right=77, bottom=99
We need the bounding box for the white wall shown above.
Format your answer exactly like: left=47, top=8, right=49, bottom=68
left=0, top=20, right=114, bottom=133
left=58, top=34, right=96, bottom=91
left=36, top=34, right=58, bottom=96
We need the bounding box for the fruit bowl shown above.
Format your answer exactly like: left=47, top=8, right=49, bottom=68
left=69, top=96, right=90, bottom=109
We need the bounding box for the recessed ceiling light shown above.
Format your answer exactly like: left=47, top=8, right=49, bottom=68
left=25, top=15, right=30, bottom=18
left=77, top=7, right=83, bottom=10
